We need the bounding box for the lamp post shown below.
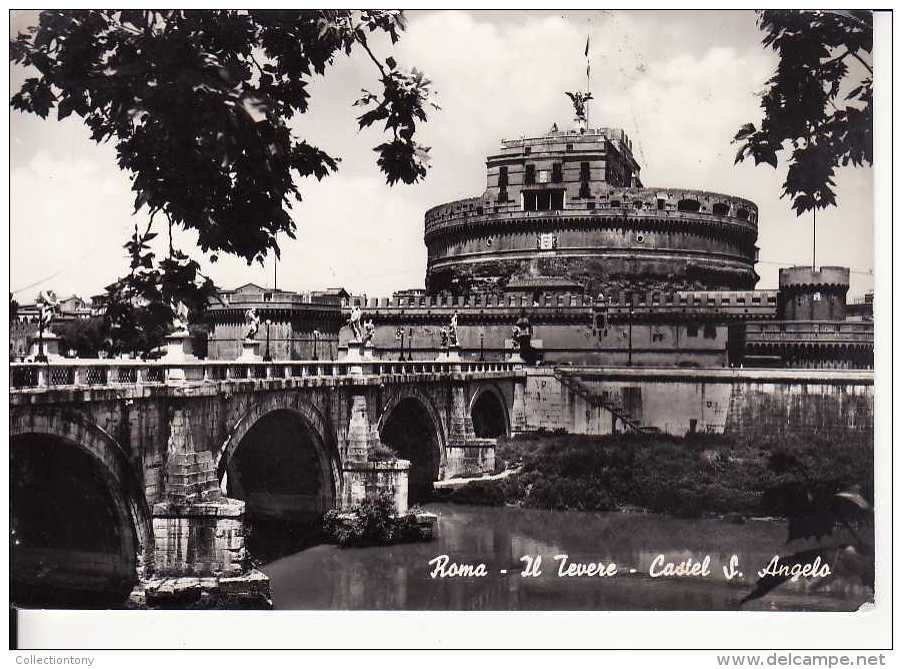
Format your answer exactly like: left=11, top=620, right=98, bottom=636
left=35, top=313, right=47, bottom=363
left=408, top=327, right=414, bottom=361
left=263, top=319, right=272, bottom=361
left=312, top=329, right=319, bottom=361
left=627, top=293, right=633, bottom=367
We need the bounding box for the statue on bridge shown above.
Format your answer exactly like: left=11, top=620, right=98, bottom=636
left=244, top=307, right=261, bottom=340
left=512, top=309, right=535, bottom=363
left=170, top=300, right=190, bottom=334
left=448, top=311, right=459, bottom=347
left=36, top=290, right=58, bottom=327
left=347, top=305, right=364, bottom=342
left=363, top=319, right=376, bottom=346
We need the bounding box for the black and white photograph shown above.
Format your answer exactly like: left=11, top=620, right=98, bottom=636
left=7, top=6, right=891, bottom=653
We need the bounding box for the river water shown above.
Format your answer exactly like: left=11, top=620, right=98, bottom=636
left=261, top=504, right=870, bottom=611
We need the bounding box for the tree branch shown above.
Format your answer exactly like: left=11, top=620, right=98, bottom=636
left=848, top=48, right=873, bottom=74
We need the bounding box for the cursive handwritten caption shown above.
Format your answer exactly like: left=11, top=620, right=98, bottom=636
left=426, top=553, right=831, bottom=581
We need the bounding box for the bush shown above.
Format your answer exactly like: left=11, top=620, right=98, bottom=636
left=369, top=443, right=399, bottom=461
left=446, top=480, right=507, bottom=506
left=322, top=493, right=425, bottom=547
left=445, top=430, right=872, bottom=520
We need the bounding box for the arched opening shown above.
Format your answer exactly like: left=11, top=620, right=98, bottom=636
left=225, top=409, right=336, bottom=560
left=11, top=434, right=138, bottom=607
left=471, top=389, right=509, bottom=438
left=677, top=198, right=701, bottom=213
left=712, top=202, right=730, bottom=216
left=380, top=398, right=441, bottom=504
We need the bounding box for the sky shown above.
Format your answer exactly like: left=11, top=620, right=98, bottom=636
left=9, top=9, right=875, bottom=304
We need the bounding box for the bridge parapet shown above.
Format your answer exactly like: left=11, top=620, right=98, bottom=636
left=9, top=358, right=525, bottom=395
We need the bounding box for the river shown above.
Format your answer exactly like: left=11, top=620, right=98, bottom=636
left=261, top=503, right=871, bottom=611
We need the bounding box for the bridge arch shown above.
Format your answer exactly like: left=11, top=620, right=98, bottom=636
left=378, top=388, right=446, bottom=503
left=469, top=383, right=511, bottom=438
left=10, top=410, right=151, bottom=606
left=217, top=396, right=340, bottom=522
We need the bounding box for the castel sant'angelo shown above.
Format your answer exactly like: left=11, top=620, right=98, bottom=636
left=207, top=119, right=873, bottom=370
left=424, top=125, right=758, bottom=297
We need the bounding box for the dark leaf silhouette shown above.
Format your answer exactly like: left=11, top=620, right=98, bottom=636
left=10, top=10, right=437, bottom=354
left=733, top=10, right=872, bottom=214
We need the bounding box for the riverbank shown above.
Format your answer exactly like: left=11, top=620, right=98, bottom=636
left=439, top=431, right=873, bottom=519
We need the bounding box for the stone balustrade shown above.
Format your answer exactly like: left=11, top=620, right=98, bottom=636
left=9, top=358, right=523, bottom=391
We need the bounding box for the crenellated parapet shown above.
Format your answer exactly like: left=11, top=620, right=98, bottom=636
left=424, top=187, right=758, bottom=238
left=779, top=266, right=850, bottom=321
left=342, top=288, right=778, bottom=325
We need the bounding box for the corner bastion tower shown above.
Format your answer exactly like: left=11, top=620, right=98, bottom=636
left=424, top=126, right=759, bottom=296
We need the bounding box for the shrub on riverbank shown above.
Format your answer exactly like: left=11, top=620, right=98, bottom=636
left=322, top=494, right=426, bottom=547
left=447, top=431, right=872, bottom=519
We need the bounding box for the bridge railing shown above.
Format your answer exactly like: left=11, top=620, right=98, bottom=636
left=9, top=359, right=522, bottom=390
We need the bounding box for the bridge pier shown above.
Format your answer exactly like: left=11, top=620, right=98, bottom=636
left=340, top=389, right=411, bottom=514
left=444, top=384, right=497, bottom=479
left=140, top=406, right=271, bottom=607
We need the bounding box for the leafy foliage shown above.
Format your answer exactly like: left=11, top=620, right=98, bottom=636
left=741, top=448, right=874, bottom=605
left=103, top=224, right=217, bottom=357
left=54, top=316, right=107, bottom=357
left=734, top=10, right=872, bottom=214
left=456, top=431, right=872, bottom=521
left=322, top=492, right=425, bottom=547
left=10, top=10, right=437, bottom=353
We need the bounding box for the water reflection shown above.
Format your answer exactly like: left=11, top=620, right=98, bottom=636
left=262, top=504, right=871, bottom=611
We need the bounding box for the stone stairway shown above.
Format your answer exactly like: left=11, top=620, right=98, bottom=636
left=554, top=370, right=646, bottom=433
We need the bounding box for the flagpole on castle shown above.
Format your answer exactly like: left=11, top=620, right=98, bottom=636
left=585, top=34, right=590, bottom=131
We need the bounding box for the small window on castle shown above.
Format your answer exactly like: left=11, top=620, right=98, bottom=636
left=703, top=324, right=717, bottom=339
left=712, top=202, right=730, bottom=216
left=524, top=146, right=532, bottom=156
left=263, top=292, right=273, bottom=302
left=498, top=166, right=508, bottom=187
left=538, top=169, right=550, bottom=184
left=552, top=163, right=562, bottom=183
left=566, top=143, right=574, bottom=152
left=686, top=324, right=699, bottom=337
left=657, top=198, right=665, bottom=210
left=580, top=162, right=590, bottom=180
left=586, top=201, right=595, bottom=210
left=525, top=164, right=536, bottom=185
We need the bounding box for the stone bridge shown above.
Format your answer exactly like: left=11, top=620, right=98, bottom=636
left=9, top=357, right=527, bottom=605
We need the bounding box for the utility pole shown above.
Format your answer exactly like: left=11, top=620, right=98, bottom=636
left=812, top=208, right=816, bottom=270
